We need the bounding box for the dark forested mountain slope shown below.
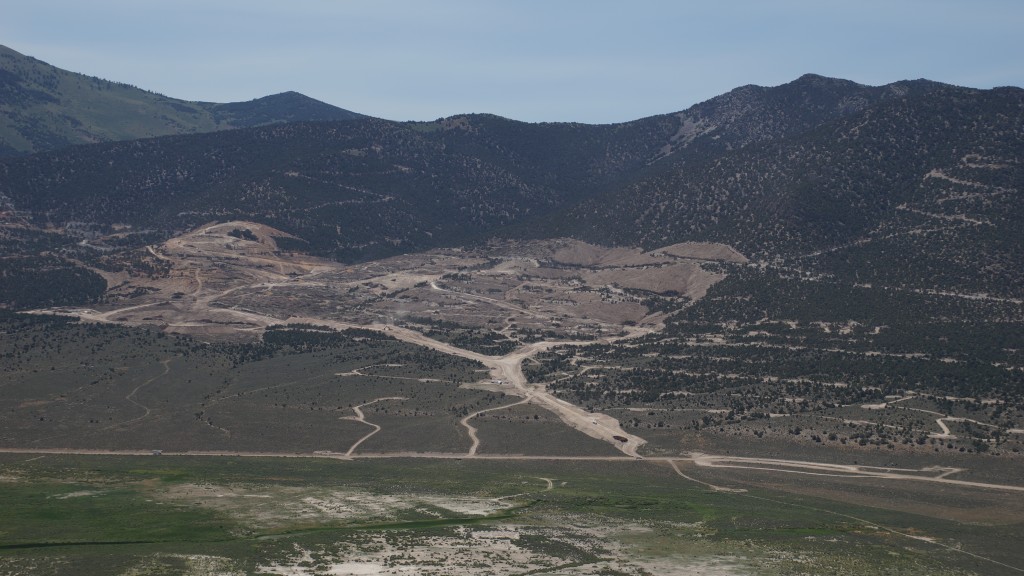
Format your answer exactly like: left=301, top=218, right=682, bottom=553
left=0, top=73, right=1020, bottom=303
left=0, top=109, right=701, bottom=261
left=561, top=85, right=1024, bottom=297
left=647, top=73, right=947, bottom=164
left=0, top=44, right=363, bottom=156
left=0, top=118, right=633, bottom=261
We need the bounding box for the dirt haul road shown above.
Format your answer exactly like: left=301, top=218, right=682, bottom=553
left=2, top=447, right=1023, bottom=494
left=35, top=303, right=648, bottom=458
left=284, top=316, right=650, bottom=458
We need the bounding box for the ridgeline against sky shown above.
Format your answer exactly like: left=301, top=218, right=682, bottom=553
left=2, top=0, right=1022, bottom=123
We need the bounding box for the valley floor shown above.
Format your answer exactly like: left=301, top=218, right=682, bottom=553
left=3, top=224, right=1023, bottom=574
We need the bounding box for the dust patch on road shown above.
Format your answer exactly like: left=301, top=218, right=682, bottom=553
left=459, top=380, right=511, bottom=394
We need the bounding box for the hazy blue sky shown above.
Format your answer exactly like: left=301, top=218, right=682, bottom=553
left=3, top=1, right=1022, bottom=123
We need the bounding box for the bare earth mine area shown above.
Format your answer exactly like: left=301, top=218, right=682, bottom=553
left=39, top=222, right=741, bottom=457
left=81, top=221, right=734, bottom=341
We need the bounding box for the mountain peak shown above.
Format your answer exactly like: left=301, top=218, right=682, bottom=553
left=0, top=45, right=366, bottom=156
left=790, top=73, right=863, bottom=87
left=210, top=92, right=364, bottom=127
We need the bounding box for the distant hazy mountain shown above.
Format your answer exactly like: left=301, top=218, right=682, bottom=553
left=0, top=72, right=1020, bottom=305
left=0, top=44, right=364, bottom=156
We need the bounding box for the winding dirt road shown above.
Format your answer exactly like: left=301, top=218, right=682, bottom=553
left=342, top=397, right=407, bottom=456
left=461, top=397, right=533, bottom=456
left=100, top=358, right=170, bottom=431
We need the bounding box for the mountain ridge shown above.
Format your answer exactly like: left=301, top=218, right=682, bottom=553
left=0, top=67, right=1020, bottom=307
left=0, top=44, right=364, bottom=156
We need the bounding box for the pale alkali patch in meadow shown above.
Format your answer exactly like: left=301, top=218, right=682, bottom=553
left=166, top=554, right=245, bottom=576
left=416, top=494, right=514, bottom=516
left=49, top=489, right=106, bottom=499
left=156, top=483, right=517, bottom=531
left=253, top=516, right=749, bottom=576
left=626, top=556, right=752, bottom=575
